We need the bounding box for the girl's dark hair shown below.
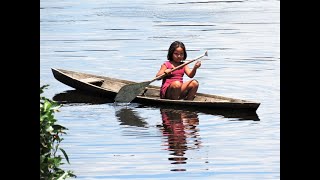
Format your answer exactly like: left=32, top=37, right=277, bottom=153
left=167, top=41, right=187, bottom=61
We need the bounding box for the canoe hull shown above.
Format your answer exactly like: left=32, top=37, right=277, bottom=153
left=51, top=68, right=260, bottom=111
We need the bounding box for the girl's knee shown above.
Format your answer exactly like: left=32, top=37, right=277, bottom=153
left=191, top=79, right=199, bottom=87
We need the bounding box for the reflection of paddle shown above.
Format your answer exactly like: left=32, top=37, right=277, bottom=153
left=114, top=51, right=208, bottom=103
left=115, top=107, right=147, bottom=127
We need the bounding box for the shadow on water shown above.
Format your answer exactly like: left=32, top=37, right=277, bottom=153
left=53, top=90, right=260, bottom=121
left=159, top=108, right=201, bottom=171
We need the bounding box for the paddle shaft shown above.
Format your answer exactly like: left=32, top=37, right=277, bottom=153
left=150, top=50, right=208, bottom=83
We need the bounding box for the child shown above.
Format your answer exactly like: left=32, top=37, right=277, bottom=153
left=156, top=41, right=201, bottom=100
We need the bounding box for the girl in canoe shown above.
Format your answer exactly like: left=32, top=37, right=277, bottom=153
left=156, top=41, right=201, bottom=100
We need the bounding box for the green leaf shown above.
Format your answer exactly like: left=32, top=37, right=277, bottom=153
left=57, top=172, right=68, bottom=180
left=43, top=100, right=52, bottom=112
left=52, top=124, right=68, bottom=131
left=59, top=148, right=70, bottom=164
left=40, top=84, right=49, bottom=95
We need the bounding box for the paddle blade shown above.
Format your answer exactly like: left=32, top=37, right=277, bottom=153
left=114, top=81, right=151, bottom=103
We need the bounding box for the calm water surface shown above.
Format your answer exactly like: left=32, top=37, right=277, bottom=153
left=40, top=0, right=280, bottom=179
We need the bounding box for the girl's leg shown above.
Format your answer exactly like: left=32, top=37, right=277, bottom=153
left=180, top=80, right=199, bottom=100
left=165, top=81, right=183, bottom=100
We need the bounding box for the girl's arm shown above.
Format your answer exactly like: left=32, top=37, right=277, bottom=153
left=156, top=64, right=171, bottom=77
left=185, top=61, right=201, bottom=78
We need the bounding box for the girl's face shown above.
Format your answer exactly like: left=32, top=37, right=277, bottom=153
left=172, top=47, right=185, bottom=62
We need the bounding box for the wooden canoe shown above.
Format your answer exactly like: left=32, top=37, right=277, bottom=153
left=51, top=68, right=260, bottom=112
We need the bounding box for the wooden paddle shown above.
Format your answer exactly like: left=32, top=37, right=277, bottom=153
left=114, top=50, right=208, bottom=103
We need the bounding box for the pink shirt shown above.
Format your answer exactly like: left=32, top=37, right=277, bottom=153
left=160, top=61, right=185, bottom=98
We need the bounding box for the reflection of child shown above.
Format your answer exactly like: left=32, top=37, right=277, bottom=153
left=161, top=109, right=187, bottom=158
left=160, top=109, right=200, bottom=159
left=156, top=41, right=201, bottom=100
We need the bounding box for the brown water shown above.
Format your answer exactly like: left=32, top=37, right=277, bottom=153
left=40, top=0, right=280, bottom=179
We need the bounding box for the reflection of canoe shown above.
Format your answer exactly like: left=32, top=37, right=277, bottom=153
left=52, top=68, right=260, bottom=111
left=53, top=90, right=260, bottom=121
left=53, top=90, right=113, bottom=104
left=141, top=103, right=260, bottom=121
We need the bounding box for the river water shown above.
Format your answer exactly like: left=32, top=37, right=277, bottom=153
left=40, top=0, right=280, bottom=179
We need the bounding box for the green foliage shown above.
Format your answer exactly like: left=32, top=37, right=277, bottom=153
left=40, top=85, right=76, bottom=180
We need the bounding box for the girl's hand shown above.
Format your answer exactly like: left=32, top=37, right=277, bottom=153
left=194, top=61, right=201, bottom=69
left=164, top=69, right=172, bottom=75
